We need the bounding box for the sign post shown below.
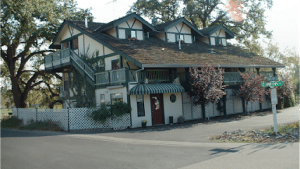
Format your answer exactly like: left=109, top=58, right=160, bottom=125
left=270, top=87, right=278, bottom=134
left=261, top=81, right=283, bottom=135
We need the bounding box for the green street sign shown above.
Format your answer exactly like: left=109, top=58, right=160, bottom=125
left=261, top=81, right=283, bottom=87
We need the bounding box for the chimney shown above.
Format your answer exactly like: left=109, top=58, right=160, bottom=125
left=85, top=15, right=88, bottom=28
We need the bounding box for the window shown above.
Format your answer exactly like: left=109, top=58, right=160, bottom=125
left=131, top=30, right=136, bottom=38
left=73, top=38, right=78, bottom=49
left=100, top=94, right=105, bottom=104
left=62, top=42, right=68, bottom=49
left=111, top=59, right=120, bottom=70
left=137, top=95, right=145, bottom=117
left=111, top=93, right=123, bottom=104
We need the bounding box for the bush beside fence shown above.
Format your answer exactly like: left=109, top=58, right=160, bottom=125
left=12, top=108, right=131, bottom=131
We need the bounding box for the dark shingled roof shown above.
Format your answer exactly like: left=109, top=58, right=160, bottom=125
left=199, top=25, right=220, bottom=35
left=56, top=19, right=283, bottom=68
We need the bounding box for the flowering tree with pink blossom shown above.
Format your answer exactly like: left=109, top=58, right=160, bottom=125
left=189, top=63, right=227, bottom=120
left=238, top=71, right=269, bottom=113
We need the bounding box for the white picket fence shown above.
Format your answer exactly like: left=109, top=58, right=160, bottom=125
left=182, top=90, right=272, bottom=121
left=12, top=108, right=131, bottom=131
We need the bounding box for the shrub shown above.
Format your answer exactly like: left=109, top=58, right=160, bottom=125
left=90, top=102, right=131, bottom=123
left=1, top=116, right=22, bottom=128
left=19, top=120, right=63, bottom=131
left=89, top=104, right=111, bottom=123
left=111, top=102, right=131, bottom=118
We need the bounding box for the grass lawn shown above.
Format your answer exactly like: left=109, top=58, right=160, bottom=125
left=1, top=109, right=12, bottom=118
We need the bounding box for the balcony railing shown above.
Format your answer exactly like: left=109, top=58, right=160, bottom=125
left=45, top=48, right=71, bottom=68
left=224, top=72, right=242, bottom=83
left=145, top=69, right=170, bottom=82
left=95, top=68, right=126, bottom=86
left=45, top=48, right=95, bottom=81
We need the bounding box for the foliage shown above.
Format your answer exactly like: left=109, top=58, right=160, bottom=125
left=1, top=0, right=93, bottom=108
left=265, top=42, right=299, bottom=87
left=238, top=71, right=268, bottom=113
left=263, top=122, right=299, bottom=135
left=111, top=102, right=132, bottom=118
left=69, top=68, right=96, bottom=107
left=19, top=119, right=63, bottom=131
left=89, top=104, right=111, bottom=123
left=1, top=116, right=22, bottom=128
left=129, top=0, right=180, bottom=23
left=276, top=74, right=296, bottom=101
left=188, top=63, right=227, bottom=105
left=142, top=120, right=147, bottom=123
left=90, top=102, right=131, bottom=123
left=130, top=0, right=273, bottom=48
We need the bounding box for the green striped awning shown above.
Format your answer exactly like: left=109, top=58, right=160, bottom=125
left=130, top=83, right=185, bottom=95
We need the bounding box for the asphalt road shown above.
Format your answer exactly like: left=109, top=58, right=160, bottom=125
left=1, top=105, right=299, bottom=169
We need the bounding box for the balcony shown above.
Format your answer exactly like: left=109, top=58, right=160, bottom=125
left=45, top=49, right=71, bottom=69
left=224, top=71, right=276, bottom=85
left=45, top=48, right=95, bottom=81
left=95, top=68, right=127, bottom=86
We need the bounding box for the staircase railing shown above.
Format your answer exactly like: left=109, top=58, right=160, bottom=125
left=69, top=50, right=95, bottom=81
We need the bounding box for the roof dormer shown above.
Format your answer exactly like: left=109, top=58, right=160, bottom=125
left=95, top=13, right=155, bottom=41
left=154, top=18, right=204, bottom=44
left=199, top=25, right=234, bottom=47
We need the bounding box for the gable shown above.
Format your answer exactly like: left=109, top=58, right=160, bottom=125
left=211, top=28, right=226, bottom=38
left=167, top=22, right=192, bottom=34
left=118, top=18, right=143, bottom=29
left=52, top=24, right=82, bottom=46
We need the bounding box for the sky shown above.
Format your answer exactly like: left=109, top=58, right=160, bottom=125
left=75, top=0, right=299, bottom=54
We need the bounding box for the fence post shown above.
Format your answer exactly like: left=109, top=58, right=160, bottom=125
left=67, top=108, right=70, bottom=131
left=17, top=108, right=19, bottom=119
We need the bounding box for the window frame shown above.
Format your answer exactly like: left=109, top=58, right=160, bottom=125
left=111, top=59, right=120, bottom=70
left=110, top=93, right=123, bottom=105
left=136, top=95, right=145, bottom=117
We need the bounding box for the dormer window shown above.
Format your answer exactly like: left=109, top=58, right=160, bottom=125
left=215, top=37, right=226, bottom=47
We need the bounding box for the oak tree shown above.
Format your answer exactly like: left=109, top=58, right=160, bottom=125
left=1, top=0, right=93, bottom=108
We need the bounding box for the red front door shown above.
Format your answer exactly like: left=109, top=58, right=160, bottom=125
left=151, top=94, right=164, bottom=125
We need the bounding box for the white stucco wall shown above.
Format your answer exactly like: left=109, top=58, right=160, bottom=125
left=81, top=35, right=114, bottom=57
left=60, top=26, right=81, bottom=41
left=163, top=93, right=183, bottom=124
left=95, top=86, right=127, bottom=106
left=130, top=92, right=183, bottom=128
left=211, top=28, right=226, bottom=37
left=130, top=94, right=153, bottom=128
left=167, top=23, right=191, bottom=34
